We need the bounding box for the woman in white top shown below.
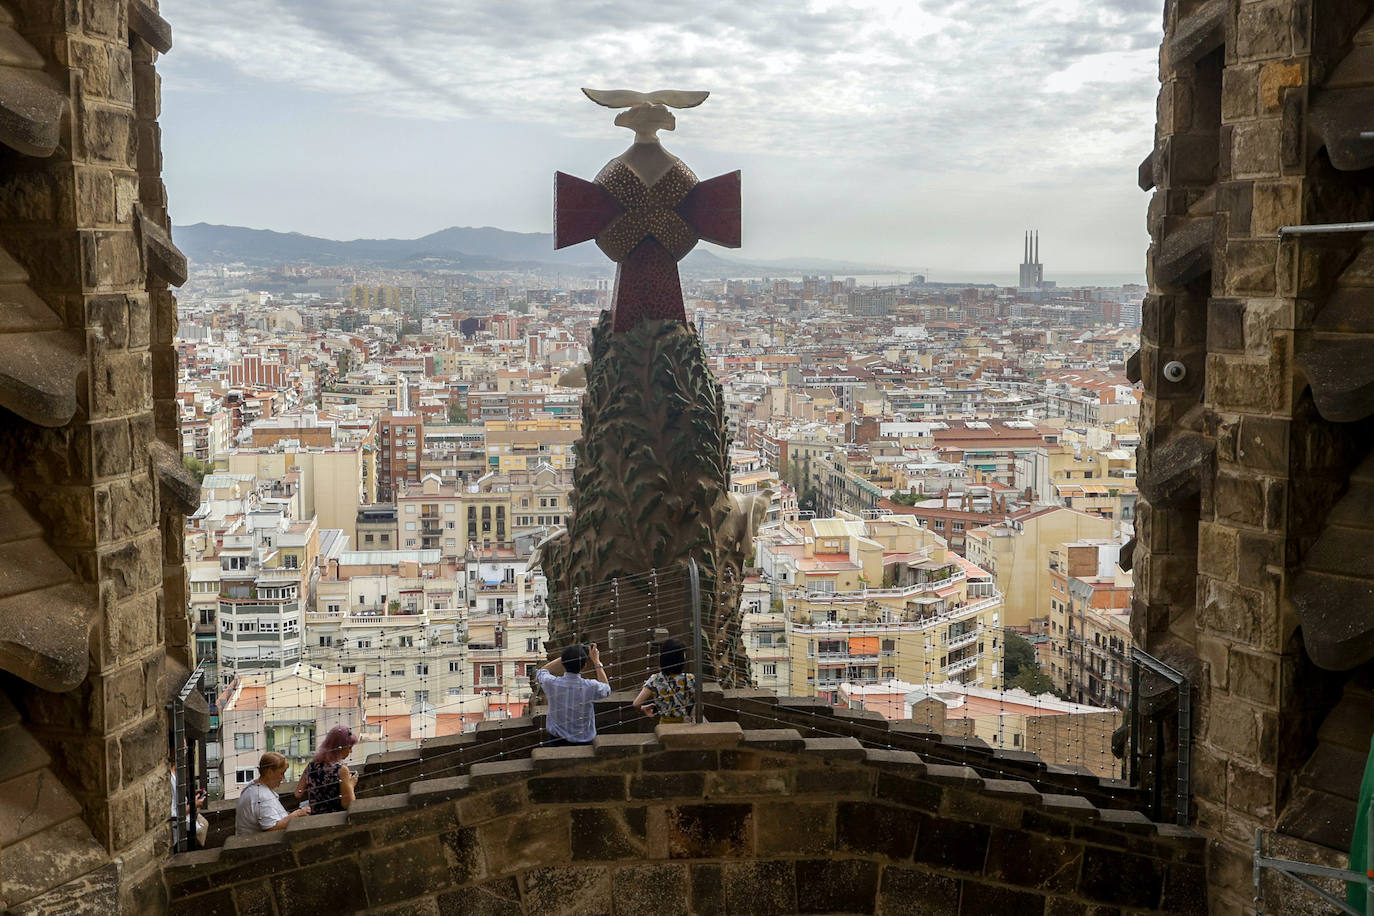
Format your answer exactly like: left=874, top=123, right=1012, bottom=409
left=235, top=752, right=311, bottom=835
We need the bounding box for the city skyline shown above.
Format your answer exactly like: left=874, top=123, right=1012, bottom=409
left=158, top=0, right=1162, bottom=275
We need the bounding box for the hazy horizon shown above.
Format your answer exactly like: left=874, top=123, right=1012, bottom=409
left=159, top=0, right=1163, bottom=275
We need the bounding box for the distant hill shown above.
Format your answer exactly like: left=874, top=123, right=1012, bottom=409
left=172, top=222, right=908, bottom=278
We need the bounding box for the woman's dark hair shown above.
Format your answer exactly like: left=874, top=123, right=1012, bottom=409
left=660, top=638, right=686, bottom=675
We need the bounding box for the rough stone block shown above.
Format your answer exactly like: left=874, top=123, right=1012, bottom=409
left=360, top=837, right=453, bottom=906
left=1078, top=846, right=1165, bottom=908
left=794, top=858, right=880, bottom=915
left=612, top=863, right=689, bottom=916
left=874, top=771, right=944, bottom=812
left=435, top=876, right=521, bottom=916
left=589, top=732, right=658, bottom=757
left=1236, top=1, right=1293, bottom=60
left=876, top=867, right=959, bottom=916
left=476, top=809, right=569, bottom=874
left=690, top=860, right=796, bottom=916
left=530, top=744, right=595, bottom=770
left=912, top=813, right=990, bottom=873
left=703, top=770, right=788, bottom=797
left=439, top=825, right=487, bottom=885
left=984, top=827, right=1083, bottom=893
left=641, top=750, right=719, bottom=772
left=836, top=800, right=917, bottom=859
left=570, top=806, right=645, bottom=860
left=755, top=801, right=834, bottom=856
left=960, top=882, right=1048, bottom=915
left=271, top=859, right=367, bottom=916
left=527, top=774, right=626, bottom=805
left=467, top=758, right=534, bottom=789
left=664, top=803, right=752, bottom=859
left=630, top=771, right=706, bottom=800
left=370, top=801, right=459, bottom=846
left=519, top=865, right=611, bottom=915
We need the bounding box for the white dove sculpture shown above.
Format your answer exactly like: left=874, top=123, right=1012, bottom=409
left=581, top=88, right=710, bottom=142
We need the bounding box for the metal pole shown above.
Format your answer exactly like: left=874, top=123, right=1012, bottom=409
left=1279, top=222, right=1374, bottom=237
left=1129, top=660, right=1140, bottom=786
left=1176, top=679, right=1192, bottom=826
left=688, top=558, right=704, bottom=724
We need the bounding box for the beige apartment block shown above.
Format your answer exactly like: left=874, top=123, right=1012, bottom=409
left=965, top=505, right=1116, bottom=628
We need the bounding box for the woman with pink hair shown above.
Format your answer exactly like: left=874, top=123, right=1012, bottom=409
left=293, top=724, right=359, bottom=814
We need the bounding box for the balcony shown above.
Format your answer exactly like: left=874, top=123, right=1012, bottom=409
left=943, top=629, right=979, bottom=652
left=943, top=655, right=980, bottom=677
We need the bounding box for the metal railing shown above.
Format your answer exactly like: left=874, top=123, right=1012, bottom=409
left=170, top=656, right=212, bottom=853
left=1127, top=648, right=1191, bottom=826
left=1254, top=814, right=1372, bottom=914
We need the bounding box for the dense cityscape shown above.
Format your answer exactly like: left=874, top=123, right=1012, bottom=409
left=177, top=231, right=1146, bottom=795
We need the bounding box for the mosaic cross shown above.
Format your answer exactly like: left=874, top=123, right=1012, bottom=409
left=554, top=89, right=741, bottom=333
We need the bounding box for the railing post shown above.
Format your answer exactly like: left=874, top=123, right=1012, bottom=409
left=688, top=558, right=703, bottom=724
left=1128, top=658, right=1140, bottom=786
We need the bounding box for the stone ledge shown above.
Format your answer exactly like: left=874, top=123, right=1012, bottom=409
left=531, top=745, right=597, bottom=770
left=655, top=721, right=743, bottom=749
left=469, top=758, right=537, bottom=788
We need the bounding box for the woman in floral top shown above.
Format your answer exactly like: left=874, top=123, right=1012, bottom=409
left=633, top=638, right=695, bottom=722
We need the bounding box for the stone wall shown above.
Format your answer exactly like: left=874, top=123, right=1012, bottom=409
left=165, top=723, right=1206, bottom=915
left=0, top=0, right=187, bottom=911
left=1134, top=0, right=1374, bottom=910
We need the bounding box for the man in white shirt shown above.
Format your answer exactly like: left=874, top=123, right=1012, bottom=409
left=536, top=643, right=611, bottom=745
left=236, top=752, right=311, bottom=835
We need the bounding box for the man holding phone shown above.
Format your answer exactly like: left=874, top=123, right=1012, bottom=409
left=537, top=643, right=611, bottom=746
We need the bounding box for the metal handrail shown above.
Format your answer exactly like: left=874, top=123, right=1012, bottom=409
left=688, top=558, right=704, bottom=724
left=1128, top=648, right=1191, bottom=826
left=1253, top=812, right=1373, bottom=915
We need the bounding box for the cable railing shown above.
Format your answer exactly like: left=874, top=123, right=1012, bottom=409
left=183, top=556, right=1182, bottom=851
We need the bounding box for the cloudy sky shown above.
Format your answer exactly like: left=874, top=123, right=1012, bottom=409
left=158, top=0, right=1163, bottom=279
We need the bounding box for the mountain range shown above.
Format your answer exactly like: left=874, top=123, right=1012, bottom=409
left=171, top=223, right=909, bottom=279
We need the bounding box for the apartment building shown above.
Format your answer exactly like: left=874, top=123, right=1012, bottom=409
left=965, top=506, right=1117, bottom=628
left=215, top=512, right=319, bottom=688
left=1045, top=539, right=1133, bottom=708
left=756, top=515, right=1005, bottom=702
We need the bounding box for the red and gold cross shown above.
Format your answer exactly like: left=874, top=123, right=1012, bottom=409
left=554, top=163, right=740, bottom=333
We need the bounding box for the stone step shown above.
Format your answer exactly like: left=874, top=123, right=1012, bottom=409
left=1290, top=569, right=1374, bottom=670
left=0, top=538, right=75, bottom=599
left=1314, top=286, right=1374, bottom=333
left=0, top=721, right=50, bottom=783
left=1295, top=336, right=1374, bottom=423
left=0, top=493, right=41, bottom=544
left=1318, top=684, right=1374, bottom=752
left=1302, top=523, right=1374, bottom=577
left=1278, top=784, right=1358, bottom=852
left=1297, top=742, right=1368, bottom=800
left=1325, top=480, right=1374, bottom=531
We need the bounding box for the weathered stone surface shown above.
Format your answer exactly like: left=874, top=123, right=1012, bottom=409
left=520, top=865, right=611, bottom=915
left=1139, top=432, right=1213, bottom=506
left=665, top=803, right=752, bottom=858
left=794, top=858, right=880, bottom=915
left=613, top=863, right=689, bottom=916
left=876, top=867, right=959, bottom=916
left=7, top=861, right=118, bottom=916
left=135, top=205, right=187, bottom=287
left=436, top=876, right=522, bottom=916
left=361, top=837, right=454, bottom=906
left=126, top=0, right=172, bottom=53
left=1166, top=0, right=1225, bottom=67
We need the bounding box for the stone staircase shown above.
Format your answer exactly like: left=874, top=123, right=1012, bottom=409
left=0, top=691, right=117, bottom=913
left=1278, top=678, right=1374, bottom=851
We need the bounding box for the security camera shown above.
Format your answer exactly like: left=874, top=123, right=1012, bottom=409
left=1162, top=361, right=1187, bottom=383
